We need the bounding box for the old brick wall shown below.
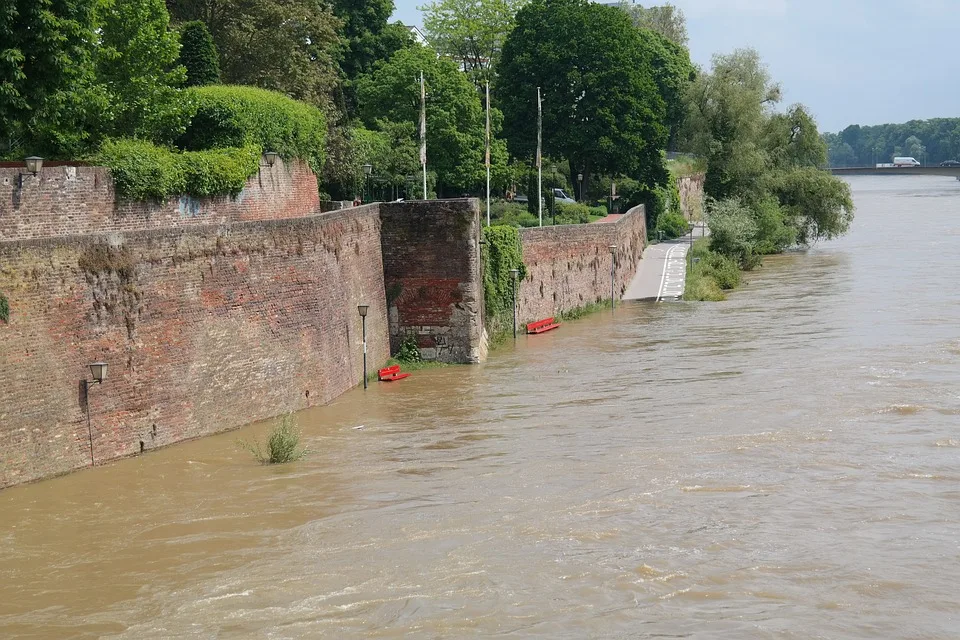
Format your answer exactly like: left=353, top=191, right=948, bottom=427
left=379, top=199, right=487, bottom=364
left=0, top=205, right=388, bottom=487
left=0, top=159, right=319, bottom=242
left=517, top=204, right=646, bottom=325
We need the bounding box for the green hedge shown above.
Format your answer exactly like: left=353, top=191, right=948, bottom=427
left=178, top=85, right=327, bottom=173
left=99, top=138, right=260, bottom=200
left=482, top=225, right=527, bottom=341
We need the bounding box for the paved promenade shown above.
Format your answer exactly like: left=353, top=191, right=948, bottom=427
left=623, top=225, right=706, bottom=301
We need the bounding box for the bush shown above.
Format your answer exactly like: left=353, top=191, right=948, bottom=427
left=655, top=210, right=688, bottom=239
left=685, top=238, right=739, bottom=301
left=99, top=138, right=260, bottom=200
left=554, top=202, right=592, bottom=224
left=178, top=85, right=327, bottom=173
left=490, top=201, right=539, bottom=227
left=0, top=293, right=8, bottom=323
left=179, top=21, right=220, bottom=87
left=707, top=198, right=761, bottom=269
left=239, top=413, right=307, bottom=465
left=395, top=334, right=422, bottom=363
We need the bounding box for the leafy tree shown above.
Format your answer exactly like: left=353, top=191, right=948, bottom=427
left=644, top=29, right=694, bottom=149
left=0, top=0, right=104, bottom=157
left=179, top=21, right=220, bottom=86
left=356, top=45, right=486, bottom=195
left=768, top=167, right=853, bottom=245
left=166, top=0, right=341, bottom=109
left=764, top=104, right=827, bottom=169
left=618, top=1, right=688, bottom=47
left=420, top=0, right=529, bottom=86
left=330, top=0, right=411, bottom=81
left=95, top=0, right=187, bottom=142
left=498, top=0, right=668, bottom=194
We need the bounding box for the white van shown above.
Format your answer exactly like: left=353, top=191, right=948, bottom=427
left=893, top=156, right=921, bottom=167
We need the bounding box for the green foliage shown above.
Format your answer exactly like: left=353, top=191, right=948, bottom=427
left=0, top=293, right=9, bottom=323
left=98, top=138, right=259, bottom=200
left=685, top=238, right=737, bottom=301
left=395, top=334, right=423, bottom=363
left=331, top=0, right=412, bottom=82
left=556, top=301, right=608, bottom=321
left=167, top=0, right=341, bottom=109
left=825, top=118, right=960, bottom=167
left=656, top=210, right=688, bottom=239
left=618, top=1, right=688, bottom=46
left=768, top=167, right=854, bottom=245
left=0, top=0, right=104, bottom=158
left=356, top=45, right=486, bottom=195
left=95, top=0, right=188, bottom=143
left=707, top=198, right=760, bottom=269
left=179, top=21, right=220, bottom=87
left=553, top=202, right=605, bottom=225
left=490, top=201, right=539, bottom=227
left=751, top=196, right=796, bottom=254
left=179, top=85, right=327, bottom=173
left=420, top=0, right=529, bottom=86
left=239, top=413, right=307, bottom=465
left=482, top=225, right=527, bottom=339
left=498, top=0, right=669, bottom=194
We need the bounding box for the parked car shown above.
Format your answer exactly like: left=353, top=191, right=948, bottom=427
left=940, top=160, right=960, bottom=167
left=511, top=189, right=576, bottom=205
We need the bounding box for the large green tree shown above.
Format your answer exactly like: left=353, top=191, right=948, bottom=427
left=96, top=0, right=186, bottom=142
left=356, top=45, right=486, bottom=195
left=166, top=0, right=341, bottom=110
left=420, top=0, right=528, bottom=87
left=618, top=1, right=687, bottom=47
left=0, top=0, right=103, bottom=157
left=179, top=20, right=220, bottom=86
left=331, top=0, right=411, bottom=82
left=497, top=0, right=668, bottom=192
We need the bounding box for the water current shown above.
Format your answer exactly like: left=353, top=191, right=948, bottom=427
left=2, top=176, right=960, bottom=638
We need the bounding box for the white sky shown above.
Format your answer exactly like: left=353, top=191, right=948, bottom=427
left=391, top=0, right=960, bottom=132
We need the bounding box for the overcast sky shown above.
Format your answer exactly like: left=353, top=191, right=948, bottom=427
left=390, top=0, right=960, bottom=133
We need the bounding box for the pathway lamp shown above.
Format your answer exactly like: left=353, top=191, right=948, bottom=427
left=25, top=156, right=43, bottom=174
left=362, top=164, right=373, bottom=203
left=358, top=304, right=369, bottom=389
left=609, top=245, right=617, bottom=310
left=83, top=362, right=108, bottom=466
left=509, top=268, right=519, bottom=338
left=263, top=151, right=279, bottom=167
left=577, top=173, right=583, bottom=202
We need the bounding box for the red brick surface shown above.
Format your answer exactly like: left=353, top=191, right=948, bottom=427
left=518, top=204, right=646, bottom=324
left=0, top=159, right=320, bottom=242
left=0, top=206, right=388, bottom=487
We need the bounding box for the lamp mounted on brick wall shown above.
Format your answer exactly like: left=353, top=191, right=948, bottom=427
left=358, top=304, right=369, bottom=389
left=20, top=156, right=43, bottom=188
left=84, top=361, right=108, bottom=467
left=264, top=151, right=279, bottom=167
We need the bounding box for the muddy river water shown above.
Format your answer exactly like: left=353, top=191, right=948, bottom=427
left=2, top=176, right=960, bottom=638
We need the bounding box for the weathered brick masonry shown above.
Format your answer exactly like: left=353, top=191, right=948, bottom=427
left=0, top=159, right=319, bottom=242
left=0, top=206, right=389, bottom=487
left=517, top=204, right=646, bottom=325
left=380, top=199, right=487, bottom=364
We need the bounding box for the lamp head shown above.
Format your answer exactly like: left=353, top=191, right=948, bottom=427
left=362, top=164, right=373, bottom=177
left=24, top=156, right=43, bottom=174
left=263, top=151, right=279, bottom=167
left=88, top=362, right=108, bottom=383
left=357, top=304, right=369, bottom=317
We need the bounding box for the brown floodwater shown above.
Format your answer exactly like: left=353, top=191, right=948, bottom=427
left=3, top=176, right=960, bottom=638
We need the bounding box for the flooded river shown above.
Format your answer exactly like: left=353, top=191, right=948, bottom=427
left=3, top=176, right=960, bottom=638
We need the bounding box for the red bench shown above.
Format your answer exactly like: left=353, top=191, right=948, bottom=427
left=378, top=364, right=411, bottom=382
left=526, top=317, right=561, bottom=334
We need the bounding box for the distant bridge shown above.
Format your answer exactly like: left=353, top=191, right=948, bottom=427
left=830, top=166, right=960, bottom=178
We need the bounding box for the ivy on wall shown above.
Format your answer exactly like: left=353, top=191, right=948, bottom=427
left=0, top=293, right=8, bottom=323
left=482, top=225, right=526, bottom=341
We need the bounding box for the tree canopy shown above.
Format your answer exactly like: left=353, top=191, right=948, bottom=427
left=179, top=20, right=220, bottom=87
left=618, top=1, right=687, bottom=47
left=497, top=0, right=669, bottom=192
left=824, top=118, right=960, bottom=167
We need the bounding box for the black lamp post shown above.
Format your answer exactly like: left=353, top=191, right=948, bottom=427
left=358, top=304, right=369, bottom=389
left=509, top=268, right=519, bottom=338
left=577, top=172, right=583, bottom=202
left=609, top=245, right=617, bottom=310
left=362, top=164, right=373, bottom=203
left=84, top=362, right=108, bottom=466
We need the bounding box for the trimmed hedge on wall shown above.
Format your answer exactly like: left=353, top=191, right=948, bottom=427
left=178, top=85, right=327, bottom=173
left=98, top=138, right=260, bottom=200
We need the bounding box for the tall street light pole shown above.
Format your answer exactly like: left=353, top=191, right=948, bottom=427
left=358, top=304, right=369, bottom=389
left=577, top=173, right=583, bottom=203
left=509, top=268, right=519, bottom=338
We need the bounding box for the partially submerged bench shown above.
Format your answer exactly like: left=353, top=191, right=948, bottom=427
left=526, top=317, right=561, bottom=334
left=378, top=365, right=411, bottom=382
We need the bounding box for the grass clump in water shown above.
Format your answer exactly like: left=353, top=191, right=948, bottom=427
left=239, top=413, right=307, bottom=464
left=685, top=238, right=741, bottom=301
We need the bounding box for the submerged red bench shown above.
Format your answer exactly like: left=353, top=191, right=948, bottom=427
left=526, top=317, right=561, bottom=334
left=378, top=365, right=411, bottom=382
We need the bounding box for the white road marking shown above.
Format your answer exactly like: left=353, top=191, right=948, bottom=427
left=656, top=243, right=689, bottom=302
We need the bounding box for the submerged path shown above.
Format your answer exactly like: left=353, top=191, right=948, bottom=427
left=624, top=224, right=706, bottom=302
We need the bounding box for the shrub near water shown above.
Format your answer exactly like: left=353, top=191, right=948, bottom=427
left=239, top=413, right=307, bottom=465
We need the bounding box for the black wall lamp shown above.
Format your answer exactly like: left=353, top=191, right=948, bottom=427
left=84, top=362, right=108, bottom=466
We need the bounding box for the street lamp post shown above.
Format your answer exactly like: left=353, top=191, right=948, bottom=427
left=608, top=245, right=616, bottom=310
left=358, top=304, right=369, bottom=389
left=83, top=362, right=108, bottom=466
left=509, top=268, right=519, bottom=338
left=577, top=172, right=583, bottom=202
left=362, top=164, right=373, bottom=203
